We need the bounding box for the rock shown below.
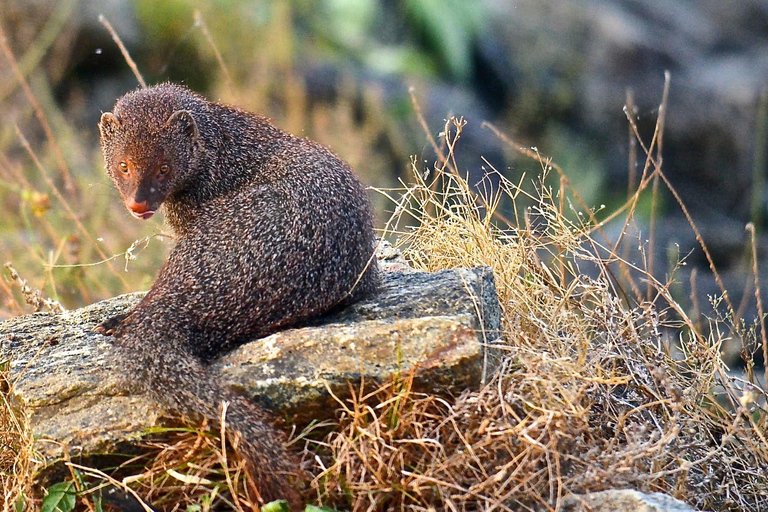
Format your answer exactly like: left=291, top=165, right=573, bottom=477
left=1, top=292, right=159, bottom=461
left=562, top=489, right=700, bottom=512
left=0, top=266, right=501, bottom=463
left=218, top=266, right=503, bottom=422
left=374, top=238, right=413, bottom=273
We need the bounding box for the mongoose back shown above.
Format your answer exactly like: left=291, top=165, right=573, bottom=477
left=98, top=83, right=379, bottom=506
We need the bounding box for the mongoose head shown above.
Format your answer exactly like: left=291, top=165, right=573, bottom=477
left=99, top=88, right=200, bottom=220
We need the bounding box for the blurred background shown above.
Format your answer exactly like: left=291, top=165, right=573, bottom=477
left=2, top=0, right=768, bottom=345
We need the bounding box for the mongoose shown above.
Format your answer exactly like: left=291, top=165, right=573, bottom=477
left=97, top=83, right=379, bottom=506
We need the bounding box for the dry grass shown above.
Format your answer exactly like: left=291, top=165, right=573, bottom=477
left=307, top=110, right=768, bottom=510
left=86, top=420, right=263, bottom=511
left=0, top=362, right=34, bottom=510
left=1, top=414, right=270, bottom=510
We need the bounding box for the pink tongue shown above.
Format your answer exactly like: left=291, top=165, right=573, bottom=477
left=131, top=210, right=155, bottom=219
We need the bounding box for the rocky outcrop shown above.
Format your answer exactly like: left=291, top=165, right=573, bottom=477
left=0, top=266, right=501, bottom=462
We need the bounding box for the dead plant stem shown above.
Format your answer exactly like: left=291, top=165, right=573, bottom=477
left=98, top=15, right=146, bottom=88
left=0, top=25, right=78, bottom=198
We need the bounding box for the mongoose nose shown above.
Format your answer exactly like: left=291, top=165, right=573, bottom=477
left=125, top=198, right=155, bottom=219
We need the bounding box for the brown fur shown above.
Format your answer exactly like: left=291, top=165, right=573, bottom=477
left=98, top=83, right=379, bottom=507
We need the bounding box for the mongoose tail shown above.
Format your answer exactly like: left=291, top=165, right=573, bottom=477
left=113, top=312, right=303, bottom=506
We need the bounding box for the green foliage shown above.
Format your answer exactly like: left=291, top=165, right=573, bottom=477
left=262, top=500, right=290, bottom=512
left=544, top=125, right=606, bottom=212
left=258, top=0, right=488, bottom=79
left=41, top=482, right=76, bottom=512
left=184, top=490, right=214, bottom=511
left=134, top=0, right=192, bottom=41
left=321, top=0, right=377, bottom=48
left=304, top=505, right=339, bottom=512
left=132, top=0, right=215, bottom=89
left=261, top=500, right=340, bottom=512
left=402, top=0, right=484, bottom=80
left=14, top=494, right=24, bottom=512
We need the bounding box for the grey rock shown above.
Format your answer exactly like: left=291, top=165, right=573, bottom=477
left=374, top=238, right=413, bottom=273
left=218, top=266, right=503, bottom=422
left=0, top=266, right=501, bottom=462
left=562, top=489, right=701, bottom=512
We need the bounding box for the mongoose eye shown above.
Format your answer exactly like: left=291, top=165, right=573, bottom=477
left=119, top=162, right=129, bottom=174
left=158, top=164, right=170, bottom=176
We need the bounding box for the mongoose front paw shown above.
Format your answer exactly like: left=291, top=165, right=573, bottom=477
left=94, top=313, right=128, bottom=336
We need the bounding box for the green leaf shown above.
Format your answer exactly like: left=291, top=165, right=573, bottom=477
left=305, top=505, right=340, bottom=512
left=403, top=0, right=484, bottom=79
left=262, top=500, right=291, bottom=512
left=14, top=494, right=25, bottom=512
left=41, top=482, right=76, bottom=512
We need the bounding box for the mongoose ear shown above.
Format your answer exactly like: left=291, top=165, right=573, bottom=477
left=166, top=110, right=199, bottom=141
left=99, top=112, right=122, bottom=139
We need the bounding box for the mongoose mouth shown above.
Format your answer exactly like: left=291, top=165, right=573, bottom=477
left=130, top=210, right=156, bottom=220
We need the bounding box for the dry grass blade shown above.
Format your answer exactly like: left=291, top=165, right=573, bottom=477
left=646, top=72, right=670, bottom=301
left=64, top=463, right=154, bottom=512
left=0, top=25, right=77, bottom=198
left=98, top=15, right=146, bottom=88
left=194, top=10, right=234, bottom=97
